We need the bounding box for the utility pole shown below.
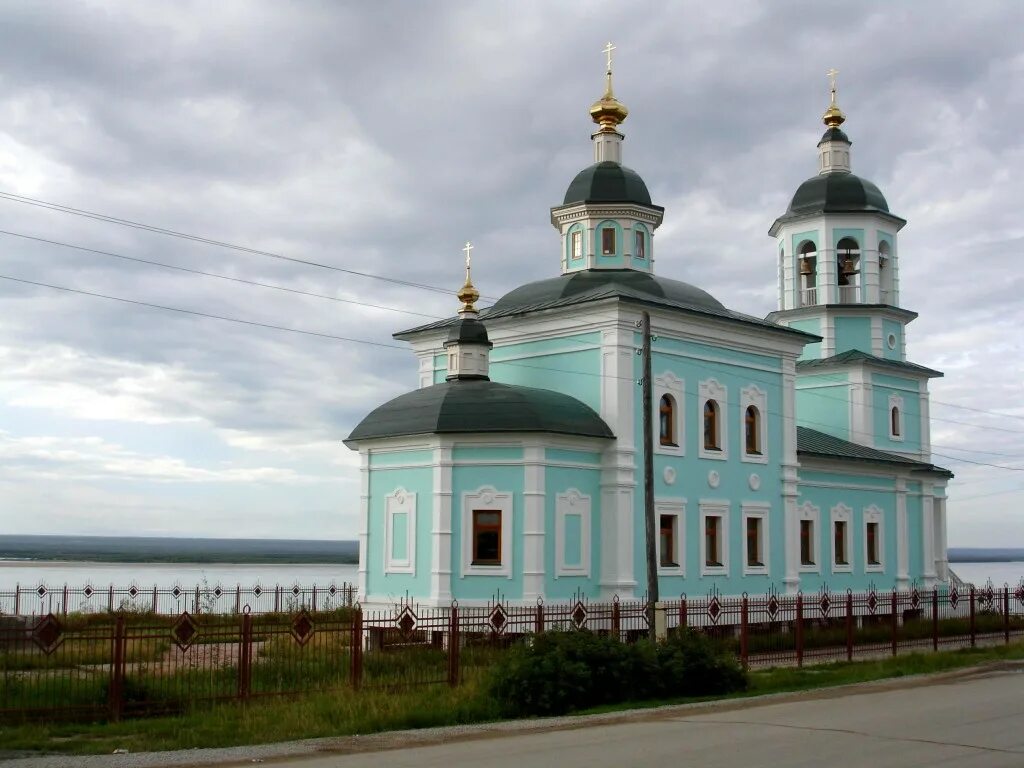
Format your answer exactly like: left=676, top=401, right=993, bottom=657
left=641, top=311, right=658, bottom=640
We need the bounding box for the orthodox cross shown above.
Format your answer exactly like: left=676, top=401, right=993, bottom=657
left=463, top=240, right=474, bottom=276
left=603, top=41, right=616, bottom=73
left=827, top=68, right=839, bottom=104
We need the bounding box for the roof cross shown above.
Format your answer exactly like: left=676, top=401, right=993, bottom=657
left=827, top=68, right=839, bottom=104
left=603, top=41, right=616, bottom=73
left=462, top=240, right=474, bottom=272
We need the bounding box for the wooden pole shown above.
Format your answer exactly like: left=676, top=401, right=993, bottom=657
left=641, top=311, right=658, bottom=641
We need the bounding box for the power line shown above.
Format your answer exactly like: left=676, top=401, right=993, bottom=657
left=0, top=274, right=408, bottom=351
left=930, top=452, right=1024, bottom=472
left=0, top=190, right=499, bottom=300
left=0, top=229, right=445, bottom=320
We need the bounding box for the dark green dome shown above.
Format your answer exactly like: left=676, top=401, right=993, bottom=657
left=563, top=161, right=652, bottom=206
left=787, top=171, right=889, bottom=217
left=345, top=380, right=614, bottom=444
left=444, top=317, right=491, bottom=347
left=490, top=269, right=725, bottom=315
left=818, top=127, right=851, bottom=145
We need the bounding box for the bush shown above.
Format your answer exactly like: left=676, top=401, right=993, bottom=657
left=488, top=629, right=745, bottom=717
left=656, top=629, right=747, bottom=697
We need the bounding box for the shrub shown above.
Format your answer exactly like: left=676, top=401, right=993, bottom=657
left=488, top=629, right=746, bottom=717
left=656, top=629, right=747, bottom=697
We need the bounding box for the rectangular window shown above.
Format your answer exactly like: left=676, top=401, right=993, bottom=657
left=833, top=520, right=848, bottom=566
left=659, top=514, right=678, bottom=567
left=472, top=510, right=502, bottom=565
left=634, top=230, right=645, bottom=259
left=866, top=522, right=880, bottom=565
left=800, top=519, right=815, bottom=566
left=746, top=516, right=763, bottom=567
left=571, top=230, right=582, bottom=259
left=601, top=227, right=615, bottom=255
left=705, top=515, right=723, bottom=567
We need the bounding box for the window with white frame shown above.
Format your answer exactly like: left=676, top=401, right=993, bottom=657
left=654, top=372, right=685, bottom=456
left=740, top=385, right=768, bottom=463
left=384, top=488, right=416, bottom=574
left=889, top=393, right=904, bottom=440
left=830, top=504, right=853, bottom=573
left=634, top=228, right=646, bottom=259
left=461, top=486, right=513, bottom=578
left=656, top=498, right=685, bottom=575
left=798, top=502, right=820, bottom=571
left=742, top=502, right=769, bottom=575
left=864, top=505, right=884, bottom=572
left=555, top=489, right=591, bottom=577
left=698, top=379, right=728, bottom=459
left=571, top=229, right=583, bottom=260
left=601, top=227, right=616, bottom=255
left=700, top=501, right=729, bottom=575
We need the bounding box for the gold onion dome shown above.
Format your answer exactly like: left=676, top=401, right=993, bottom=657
left=590, top=71, right=628, bottom=132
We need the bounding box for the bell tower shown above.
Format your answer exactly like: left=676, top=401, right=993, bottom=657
left=767, top=72, right=941, bottom=462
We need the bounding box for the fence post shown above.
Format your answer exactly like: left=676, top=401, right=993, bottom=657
left=274, top=586, right=281, bottom=614
left=611, top=599, right=621, bottom=638
left=350, top=607, right=363, bottom=690
left=679, top=596, right=687, bottom=631
left=448, top=604, right=460, bottom=688
left=795, top=594, right=804, bottom=668
left=312, top=586, right=318, bottom=612
left=237, top=611, right=253, bottom=700
left=969, top=587, right=977, bottom=648
left=846, top=592, right=854, bottom=662
left=535, top=601, right=544, bottom=634
left=108, top=586, right=115, bottom=613
left=152, top=586, right=158, bottom=614
left=1004, top=587, right=1011, bottom=645
left=234, top=586, right=241, bottom=615
left=109, top=614, right=126, bottom=722
left=890, top=591, right=898, bottom=657
left=932, top=588, right=939, bottom=651
left=14, top=584, right=19, bottom=615
left=194, top=586, right=200, bottom=614
left=739, top=596, right=749, bottom=671
left=62, top=585, right=68, bottom=616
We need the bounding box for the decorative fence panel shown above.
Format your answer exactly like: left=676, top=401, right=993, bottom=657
left=1, top=584, right=1022, bottom=722
left=0, top=582, right=357, bottom=617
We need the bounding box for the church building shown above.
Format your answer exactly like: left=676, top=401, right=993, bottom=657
left=345, top=59, right=952, bottom=610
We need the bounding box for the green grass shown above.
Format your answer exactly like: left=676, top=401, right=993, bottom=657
left=1, top=640, right=1022, bottom=757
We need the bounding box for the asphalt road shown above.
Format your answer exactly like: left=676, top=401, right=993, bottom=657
left=260, top=667, right=1024, bottom=768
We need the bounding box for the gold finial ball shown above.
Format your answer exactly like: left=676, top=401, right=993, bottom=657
left=457, top=281, right=480, bottom=314
left=590, top=93, right=629, bottom=132
left=823, top=103, right=846, bottom=128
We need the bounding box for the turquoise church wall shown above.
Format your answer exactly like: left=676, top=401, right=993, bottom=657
left=544, top=463, right=602, bottom=600
left=871, top=373, right=921, bottom=453
left=882, top=319, right=903, bottom=361
left=834, top=316, right=872, bottom=354
left=489, top=334, right=602, bottom=412
left=795, top=373, right=850, bottom=438
left=638, top=336, right=786, bottom=595
left=450, top=463, right=525, bottom=601
left=366, top=465, right=433, bottom=599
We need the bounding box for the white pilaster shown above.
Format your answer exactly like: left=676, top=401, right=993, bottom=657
left=895, top=477, right=909, bottom=590
left=417, top=353, right=434, bottom=389
left=934, top=494, right=949, bottom=583
left=782, top=357, right=801, bottom=593
left=848, top=365, right=872, bottom=446
left=919, top=384, right=932, bottom=459
left=870, top=316, right=883, bottom=356
left=429, top=445, right=453, bottom=603
left=921, top=484, right=937, bottom=588
left=820, top=247, right=837, bottom=306
left=599, top=323, right=637, bottom=597
left=523, top=444, right=546, bottom=601
left=358, top=450, right=370, bottom=600
left=821, top=314, right=836, bottom=357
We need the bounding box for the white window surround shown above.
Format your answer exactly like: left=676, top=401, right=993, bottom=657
left=863, top=504, right=885, bottom=573
left=555, top=488, right=591, bottom=578
left=461, top=485, right=513, bottom=579
left=699, top=500, right=729, bottom=576
left=741, top=502, right=770, bottom=576
left=654, top=371, right=685, bottom=456
left=656, top=498, right=686, bottom=576
left=384, top=488, right=416, bottom=575
left=698, top=378, right=728, bottom=460
left=798, top=501, right=821, bottom=574
left=830, top=503, right=854, bottom=574
left=740, top=385, right=769, bottom=464
left=888, top=393, right=905, bottom=441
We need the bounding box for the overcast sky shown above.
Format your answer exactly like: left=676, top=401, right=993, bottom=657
left=0, top=1, right=1021, bottom=547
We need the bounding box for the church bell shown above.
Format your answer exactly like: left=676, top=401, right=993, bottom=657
left=799, top=257, right=814, bottom=276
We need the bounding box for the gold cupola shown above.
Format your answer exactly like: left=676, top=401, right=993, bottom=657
left=590, top=41, right=628, bottom=133
left=822, top=67, right=846, bottom=129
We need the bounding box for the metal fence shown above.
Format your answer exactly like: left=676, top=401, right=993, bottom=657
left=2, top=584, right=1022, bottom=722
left=0, top=582, right=357, bottom=617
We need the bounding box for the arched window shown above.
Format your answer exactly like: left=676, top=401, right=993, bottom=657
left=798, top=241, right=818, bottom=306
left=891, top=406, right=901, bottom=437
left=837, top=237, right=861, bottom=300
left=659, top=395, right=676, bottom=447
left=745, top=405, right=761, bottom=455
left=634, top=229, right=646, bottom=259
left=703, top=400, right=720, bottom=451
left=601, top=227, right=616, bottom=255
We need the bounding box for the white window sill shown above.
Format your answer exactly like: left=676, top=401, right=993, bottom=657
left=741, top=453, right=769, bottom=465
left=865, top=563, right=885, bottom=573
left=462, top=564, right=511, bottom=578
left=831, top=563, right=853, bottom=574
left=384, top=563, right=415, bottom=575
left=655, top=443, right=684, bottom=457
left=799, top=564, right=820, bottom=574
left=743, top=564, right=769, bottom=576
left=699, top=449, right=728, bottom=462
left=658, top=565, right=685, bottom=577
left=555, top=567, right=589, bottom=579
left=701, top=564, right=728, bottom=577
